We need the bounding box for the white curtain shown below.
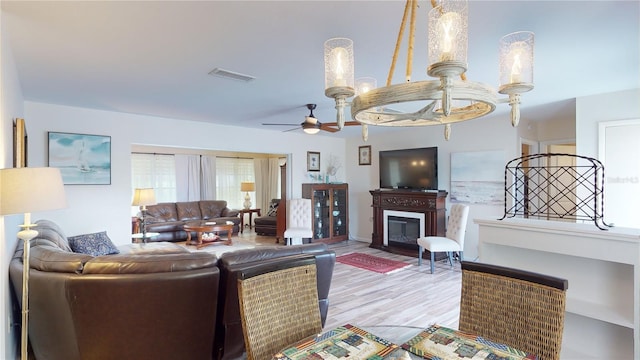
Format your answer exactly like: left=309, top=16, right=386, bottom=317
left=255, top=158, right=281, bottom=211
left=175, top=154, right=201, bottom=201
left=216, top=157, right=255, bottom=210
left=131, top=153, right=176, bottom=215
left=200, top=155, right=216, bottom=200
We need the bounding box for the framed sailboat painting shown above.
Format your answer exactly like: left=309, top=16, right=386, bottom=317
left=48, top=132, right=111, bottom=185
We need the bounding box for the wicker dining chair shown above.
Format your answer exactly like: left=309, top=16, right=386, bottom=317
left=237, top=256, right=322, bottom=360
left=459, top=261, right=569, bottom=360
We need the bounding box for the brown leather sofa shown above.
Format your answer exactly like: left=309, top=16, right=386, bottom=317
left=9, top=220, right=336, bottom=360
left=9, top=220, right=219, bottom=360
left=142, top=200, right=241, bottom=242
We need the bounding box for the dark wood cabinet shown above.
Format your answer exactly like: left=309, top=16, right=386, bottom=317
left=370, top=189, right=447, bottom=257
left=302, top=183, right=348, bottom=244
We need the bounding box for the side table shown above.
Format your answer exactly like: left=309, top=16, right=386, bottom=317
left=237, top=208, right=261, bottom=233
left=131, top=232, right=160, bottom=244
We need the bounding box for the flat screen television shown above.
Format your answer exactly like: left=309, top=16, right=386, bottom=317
left=379, top=147, right=438, bottom=190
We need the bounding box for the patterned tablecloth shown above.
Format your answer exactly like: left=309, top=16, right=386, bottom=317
left=402, top=324, right=538, bottom=360
left=273, top=324, right=538, bottom=360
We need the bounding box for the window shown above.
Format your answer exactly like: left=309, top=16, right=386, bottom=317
left=216, top=157, right=255, bottom=209
left=131, top=153, right=176, bottom=203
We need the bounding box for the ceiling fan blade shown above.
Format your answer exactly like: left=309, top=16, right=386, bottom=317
left=320, top=121, right=361, bottom=132
left=319, top=124, right=339, bottom=133
left=282, top=127, right=301, bottom=133
left=322, top=121, right=361, bottom=127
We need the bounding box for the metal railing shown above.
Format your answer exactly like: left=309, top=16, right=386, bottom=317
left=500, top=153, right=613, bottom=230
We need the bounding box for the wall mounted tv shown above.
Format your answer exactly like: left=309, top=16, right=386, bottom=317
left=379, top=147, right=438, bottom=190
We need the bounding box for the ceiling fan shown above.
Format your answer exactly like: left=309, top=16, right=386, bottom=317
left=262, top=104, right=360, bottom=134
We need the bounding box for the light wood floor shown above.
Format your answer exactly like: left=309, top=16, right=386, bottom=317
left=236, top=230, right=462, bottom=332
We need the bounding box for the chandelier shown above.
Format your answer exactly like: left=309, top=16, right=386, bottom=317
left=323, top=0, right=534, bottom=140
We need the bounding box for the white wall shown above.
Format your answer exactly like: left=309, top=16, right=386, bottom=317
left=23, top=101, right=347, bottom=246
left=576, top=89, right=640, bottom=158
left=345, top=115, right=520, bottom=261
left=576, top=89, right=640, bottom=227
left=1, top=9, right=25, bottom=358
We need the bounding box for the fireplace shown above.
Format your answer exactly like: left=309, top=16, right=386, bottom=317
left=370, top=189, right=447, bottom=257
left=383, top=210, right=425, bottom=250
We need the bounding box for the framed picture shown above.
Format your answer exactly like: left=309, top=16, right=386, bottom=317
left=48, top=132, right=112, bottom=185
left=13, top=118, right=27, bottom=168
left=359, top=145, right=371, bottom=165
left=307, top=151, right=320, bottom=171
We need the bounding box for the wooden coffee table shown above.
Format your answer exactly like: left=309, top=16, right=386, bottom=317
left=183, top=222, right=233, bottom=249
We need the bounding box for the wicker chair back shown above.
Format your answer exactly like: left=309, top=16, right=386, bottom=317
left=459, top=261, right=568, bottom=360
left=238, top=256, right=322, bottom=360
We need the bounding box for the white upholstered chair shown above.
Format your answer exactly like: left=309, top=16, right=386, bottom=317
left=283, top=198, right=313, bottom=245
left=417, top=203, right=469, bottom=273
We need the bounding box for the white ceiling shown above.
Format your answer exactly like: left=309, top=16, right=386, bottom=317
left=2, top=1, right=639, bottom=138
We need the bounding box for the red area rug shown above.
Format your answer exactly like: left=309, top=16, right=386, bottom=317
left=336, top=253, right=411, bottom=274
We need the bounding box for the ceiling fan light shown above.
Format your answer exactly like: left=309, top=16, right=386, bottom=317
left=303, top=127, right=320, bottom=135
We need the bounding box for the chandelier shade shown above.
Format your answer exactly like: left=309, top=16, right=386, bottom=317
left=324, top=37, right=355, bottom=129
left=355, top=77, right=377, bottom=96
left=324, top=0, right=534, bottom=140
left=428, top=0, right=468, bottom=65
left=499, top=31, right=534, bottom=90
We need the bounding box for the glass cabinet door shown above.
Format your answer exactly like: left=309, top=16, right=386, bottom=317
left=313, top=189, right=329, bottom=239
left=332, top=189, right=347, bottom=236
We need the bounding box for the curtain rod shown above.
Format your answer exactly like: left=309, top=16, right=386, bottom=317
left=132, top=152, right=174, bottom=156
left=216, top=155, right=254, bottom=160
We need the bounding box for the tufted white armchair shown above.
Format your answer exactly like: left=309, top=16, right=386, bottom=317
left=417, top=203, right=469, bottom=273
left=283, top=198, right=313, bottom=245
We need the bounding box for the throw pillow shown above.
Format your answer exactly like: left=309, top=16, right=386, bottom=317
left=267, top=202, right=279, bottom=217
left=68, top=231, right=120, bottom=256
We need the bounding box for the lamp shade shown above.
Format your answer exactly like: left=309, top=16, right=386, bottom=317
left=240, top=182, right=255, bottom=192
left=0, top=167, right=67, bottom=216
left=132, top=188, right=157, bottom=207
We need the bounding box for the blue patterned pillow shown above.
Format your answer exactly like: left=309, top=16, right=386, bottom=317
left=68, top=231, right=119, bottom=256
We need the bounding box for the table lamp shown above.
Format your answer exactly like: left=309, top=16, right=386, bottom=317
left=132, top=188, right=156, bottom=240
left=240, top=182, right=255, bottom=209
left=0, top=167, right=67, bottom=360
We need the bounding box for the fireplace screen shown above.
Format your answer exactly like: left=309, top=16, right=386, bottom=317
left=387, top=215, right=421, bottom=248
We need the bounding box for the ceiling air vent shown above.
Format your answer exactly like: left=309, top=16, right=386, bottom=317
left=208, top=68, right=255, bottom=82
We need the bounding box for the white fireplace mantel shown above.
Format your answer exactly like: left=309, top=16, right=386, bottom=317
left=476, top=217, right=640, bottom=359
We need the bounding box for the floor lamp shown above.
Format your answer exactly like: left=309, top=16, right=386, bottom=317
left=0, top=167, right=67, bottom=360
left=132, top=188, right=156, bottom=241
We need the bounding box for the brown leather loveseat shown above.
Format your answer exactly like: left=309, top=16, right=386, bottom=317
left=142, top=200, right=241, bottom=242
left=9, top=220, right=336, bottom=360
